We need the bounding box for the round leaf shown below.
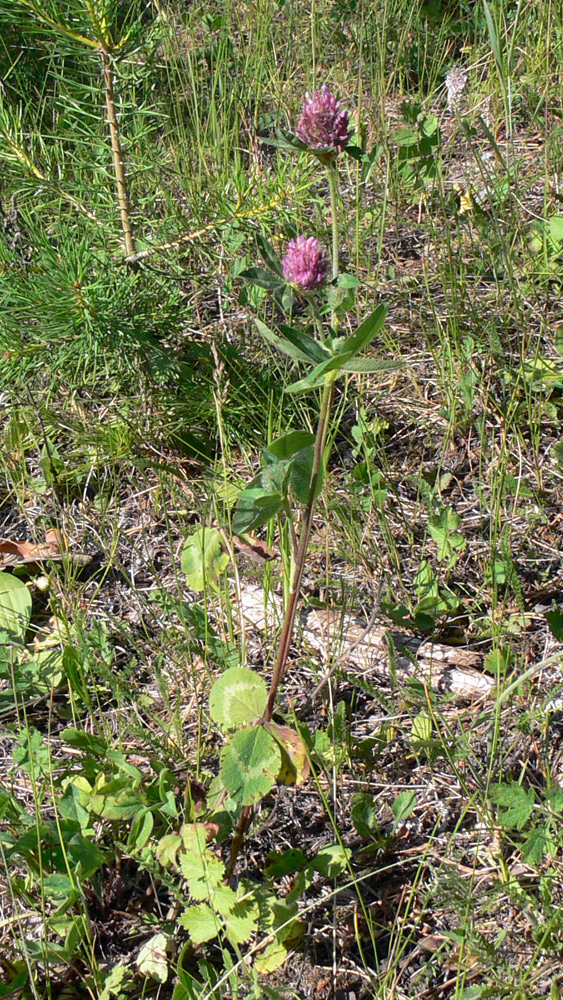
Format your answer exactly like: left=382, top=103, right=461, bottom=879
left=220, top=726, right=281, bottom=804
left=209, top=667, right=267, bottom=730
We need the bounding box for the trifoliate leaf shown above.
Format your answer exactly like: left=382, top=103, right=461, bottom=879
left=209, top=667, right=267, bottom=730
left=220, top=727, right=281, bottom=805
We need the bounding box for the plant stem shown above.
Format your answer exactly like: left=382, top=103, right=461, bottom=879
left=327, top=161, right=340, bottom=283
left=102, top=50, right=137, bottom=259
left=263, top=378, right=335, bottom=722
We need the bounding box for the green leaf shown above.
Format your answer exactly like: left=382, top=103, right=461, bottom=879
left=392, top=791, right=417, bottom=822
left=351, top=793, right=378, bottom=839
left=277, top=324, right=331, bottom=363
left=136, top=933, right=170, bottom=983
left=239, top=267, right=284, bottom=290
left=340, top=358, right=402, bottom=373
left=253, top=318, right=316, bottom=363
left=256, top=234, right=284, bottom=276
left=220, top=726, right=281, bottom=805
left=549, top=216, right=563, bottom=243
left=545, top=609, right=563, bottom=642
left=232, top=487, right=283, bottom=534
left=265, top=848, right=307, bottom=878
left=181, top=527, right=229, bottom=592
left=312, top=844, right=350, bottom=877
left=179, top=903, right=221, bottom=945
left=60, top=728, right=108, bottom=755
left=337, top=303, right=389, bottom=359
left=337, top=273, right=361, bottom=288
left=209, top=667, right=267, bottom=730
left=254, top=940, right=291, bottom=974
left=521, top=826, right=555, bottom=864
left=411, top=711, right=432, bottom=745
left=286, top=352, right=352, bottom=394
left=490, top=783, right=535, bottom=830
left=215, top=889, right=258, bottom=944
left=179, top=827, right=225, bottom=899
left=262, top=430, right=315, bottom=463
left=260, top=128, right=309, bottom=152
left=0, top=572, right=32, bottom=642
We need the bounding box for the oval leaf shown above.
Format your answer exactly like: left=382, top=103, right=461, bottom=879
left=181, top=527, right=229, bottom=592
left=209, top=667, right=267, bottom=730
left=220, top=726, right=281, bottom=804
left=0, top=572, right=32, bottom=642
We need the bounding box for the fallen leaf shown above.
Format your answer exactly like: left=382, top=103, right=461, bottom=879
left=0, top=532, right=91, bottom=568
left=232, top=532, right=278, bottom=564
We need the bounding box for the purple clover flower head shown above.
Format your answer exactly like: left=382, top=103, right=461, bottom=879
left=282, top=235, right=328, bottom=291
left=296, top=84, right=351, bottom=155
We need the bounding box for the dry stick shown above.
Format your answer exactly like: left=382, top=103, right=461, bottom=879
left=102, top=49, right=136, bottom=259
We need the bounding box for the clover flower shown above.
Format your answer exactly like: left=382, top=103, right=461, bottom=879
left=296, top=85, right=351, bottom=154
left=282, top=235, right=328, bottom=290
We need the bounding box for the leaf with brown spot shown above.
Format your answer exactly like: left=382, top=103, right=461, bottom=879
left=265, top=724, right=310, bottom=787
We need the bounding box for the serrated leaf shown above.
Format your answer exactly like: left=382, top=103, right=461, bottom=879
left=265, top=848, right=307, bottom=878
left=220, top=727, right=281, bottom=805
left=136, top=933, right=169, bottom=983
left=490, top=784, right=535, bottom=830
left=181, top=527, right=229, bottom=592
left=209, top=667, right=267, bottom=730
left=265, top=724, right=310, bottom=786
left=221, top=896, right=258, bottom=945
left=179, top=834, right=225, bottom=900
left=0, top=572, right=32, bottom=642
left=521, top=826, right=554, bottom=864
left=179, top=903, right=220, bottom=945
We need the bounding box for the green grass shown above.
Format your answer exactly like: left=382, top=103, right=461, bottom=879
left=1, top=0, right=563, bottom=997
